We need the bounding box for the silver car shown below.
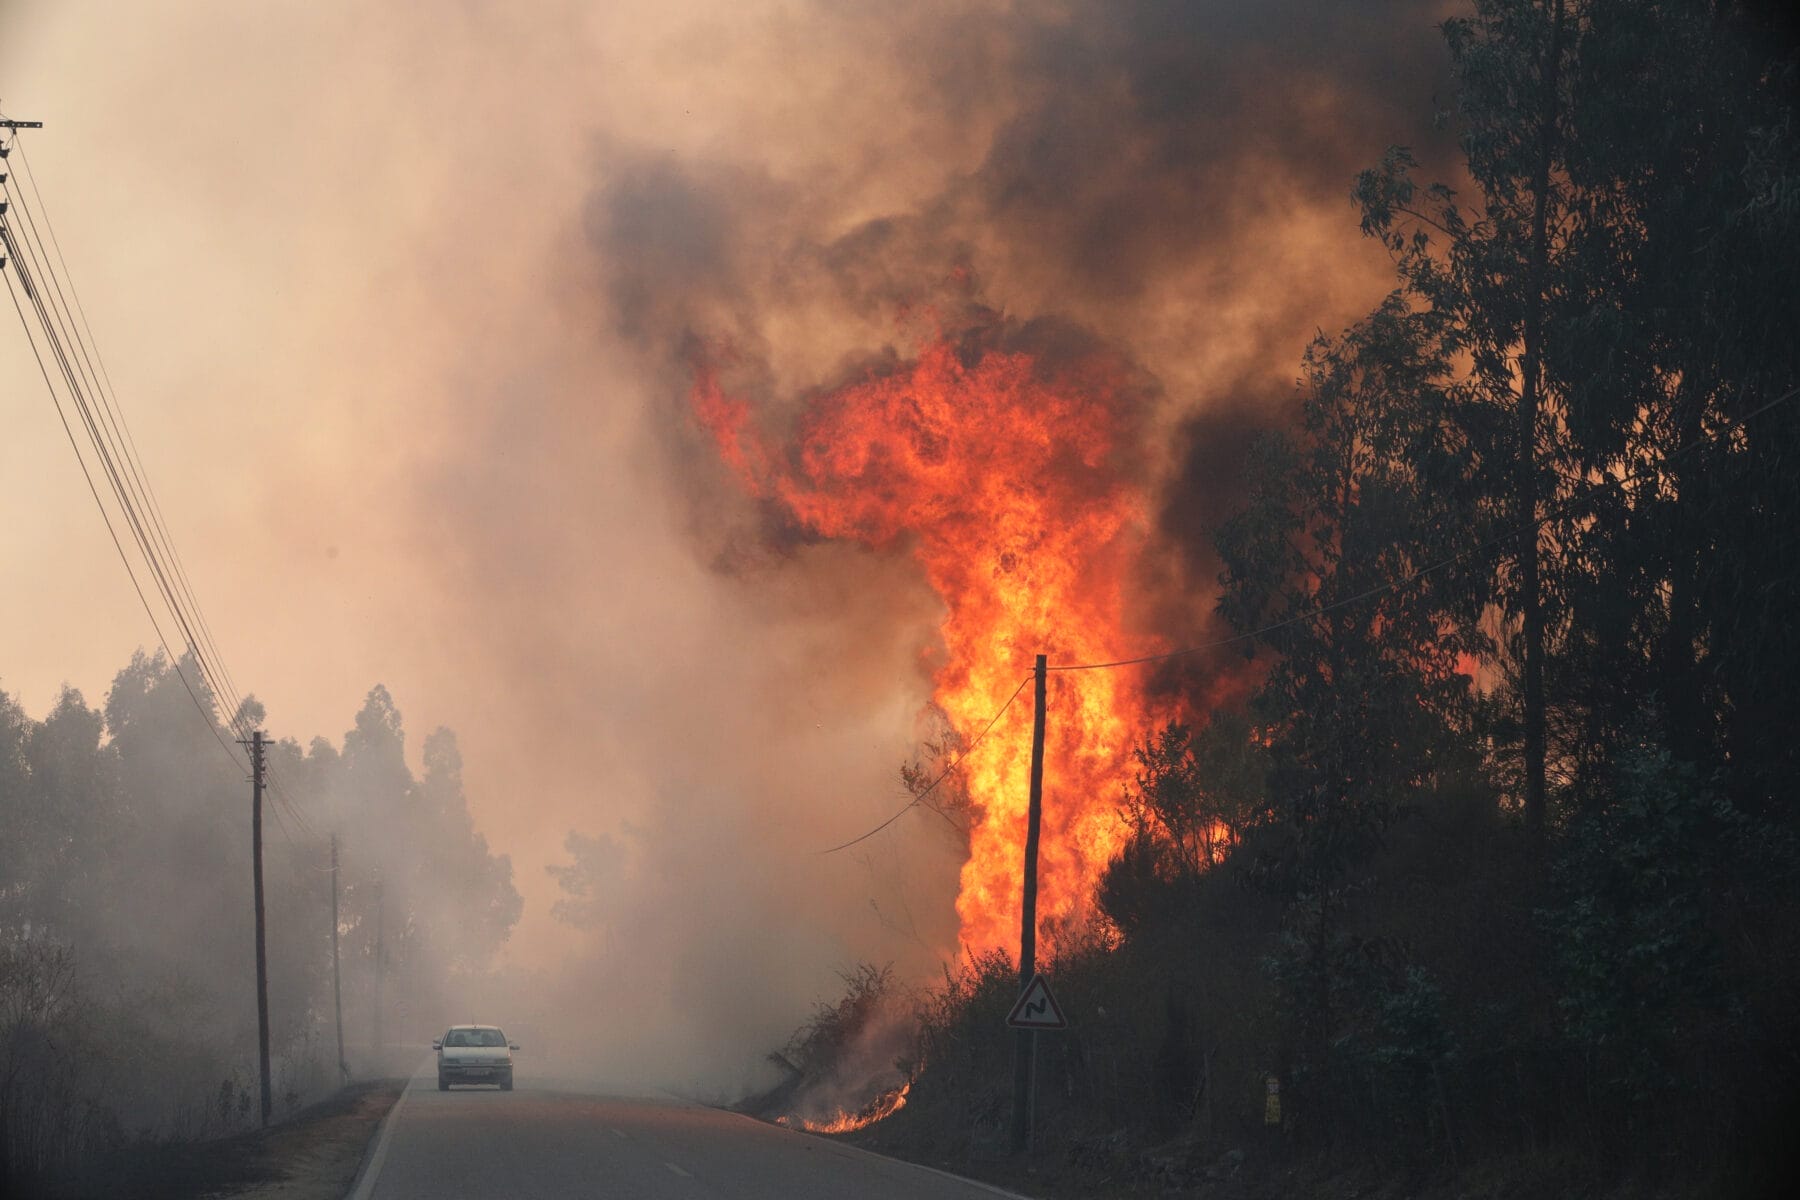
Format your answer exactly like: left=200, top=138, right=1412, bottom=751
left=433, top=1025, right=517, bottom=1091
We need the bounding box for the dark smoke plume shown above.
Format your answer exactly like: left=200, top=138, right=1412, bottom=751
left=480, top=0, right=1466, bottom=1091
left=588, top=0, right=1458, bottom=685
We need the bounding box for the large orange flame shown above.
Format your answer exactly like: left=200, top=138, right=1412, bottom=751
left=694, top=336, right=1165, bottom=953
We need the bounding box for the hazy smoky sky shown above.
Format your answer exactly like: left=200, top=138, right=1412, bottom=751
left=0, top=0, right=1458, bottom=1083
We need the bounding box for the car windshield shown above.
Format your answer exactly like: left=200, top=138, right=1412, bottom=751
left=444, top=1029, right=505, bottom=1047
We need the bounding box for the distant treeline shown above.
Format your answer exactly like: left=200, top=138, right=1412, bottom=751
left=0, top=656, right=520, bottom=1195
left=863, top=1, right=1800, bottom=1195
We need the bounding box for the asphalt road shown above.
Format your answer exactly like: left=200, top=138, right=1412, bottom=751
left=352, top=1068, right=1024, bottom=1200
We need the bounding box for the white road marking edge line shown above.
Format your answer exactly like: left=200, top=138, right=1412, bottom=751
left=347, top=1058, right=432, bottom=1200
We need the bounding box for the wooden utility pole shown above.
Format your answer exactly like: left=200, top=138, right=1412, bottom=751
left=1010, top=654, right=1049, bottom=1155
left=330, top=833, right=348, bottom=1082
left=238, top=730, right=273, bottom=1128
left=372, top=879, right=385, bottom=1073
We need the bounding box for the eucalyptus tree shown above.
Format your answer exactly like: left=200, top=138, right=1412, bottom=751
left=1353, top=0, right=1580, bottom=849
left=1215, top=295, right=1482, bottom=1133
left=1354, top=0, right=1800, bottom=821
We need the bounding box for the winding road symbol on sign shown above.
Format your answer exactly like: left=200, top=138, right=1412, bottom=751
left=1005, top=973, right=1068, bottom=1030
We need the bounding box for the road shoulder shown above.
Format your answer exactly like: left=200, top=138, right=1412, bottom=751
left=71, top=1082, right=404, bottom=1200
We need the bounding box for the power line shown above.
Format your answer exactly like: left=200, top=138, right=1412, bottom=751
left=820, top=378, right=1796, bottom=854
left=2, top=182, right=316, bottom=836
left=821, top=672, right=1033, bottom=855
left=6, top=140, right=322, bottom=840
left=1, top=126, right=316, bottom=817
left=0, top=246, right=247, bottom=775
left=1, top=154, right=237, bottom=721
left=5, top=180, right=204, bottom=664
left=266, top=767, right=316, bottom=838
left=6, top=140, right=258, bottom=742
left=14, top=137, right=259, bottom=742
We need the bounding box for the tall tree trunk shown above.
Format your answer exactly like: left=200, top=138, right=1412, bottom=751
left=1519, top=0, right=1565, bottom=851
left=1663, top=380, right=1706, bottom=769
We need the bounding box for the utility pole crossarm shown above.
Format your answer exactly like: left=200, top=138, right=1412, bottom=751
left=0, top=120, right=43, bottom=129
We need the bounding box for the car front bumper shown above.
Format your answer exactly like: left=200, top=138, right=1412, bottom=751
left=438, top=1063, right=512, bottom=1082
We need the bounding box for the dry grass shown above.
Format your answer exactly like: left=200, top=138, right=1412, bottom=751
left=54, top=1081, right=402, bottom=1200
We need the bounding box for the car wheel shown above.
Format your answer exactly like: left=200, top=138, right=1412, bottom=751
left=438, top=1076, right=450, bottom=1092
left=501, top=1074, right=513, bottom=1092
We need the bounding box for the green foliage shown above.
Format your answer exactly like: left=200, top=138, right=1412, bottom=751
left=1359, top=967, right=1458, bottom=1082
left=1542, top=749, right=1767, bottom=1098
left=1030, top=0, right=1800, bottom=1185
left=878, top=5, right=1797, bottom=1194
left=1100, top=711, right=1273, bottom=939
left=912, top=948, right=1018, bottom=1113
left=1218, top=292, right=1481, bottom=895
left=1357, top=0, right=1800, bottom=818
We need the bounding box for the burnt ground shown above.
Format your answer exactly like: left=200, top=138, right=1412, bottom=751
left=55, top=1081, right=402, bottom=1200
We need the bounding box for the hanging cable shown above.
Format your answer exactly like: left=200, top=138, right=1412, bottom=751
left=0, top=130, right=321, bottom=815
left=0, top=248, right=248, bottom=775
left=4, top=149, right=257, bottom=744
left=820, top=672, right=1033, bottom=855
left=11, top=138, right=259, bottom=741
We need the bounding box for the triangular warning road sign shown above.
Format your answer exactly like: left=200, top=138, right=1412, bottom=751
left=1005, top=972, right=1068, bottom=1030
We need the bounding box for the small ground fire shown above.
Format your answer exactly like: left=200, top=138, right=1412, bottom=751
left=777, top=1081, right=911, bottom=1135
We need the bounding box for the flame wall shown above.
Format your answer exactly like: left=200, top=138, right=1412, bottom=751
left=632, top=0, right=1461, bottom=959
left=695, top=333, right=1180, bottom=950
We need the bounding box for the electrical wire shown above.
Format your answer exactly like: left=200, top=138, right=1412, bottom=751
left=7, top=140, right=258, bottom=744
left=820, top=672, right=1033, bottom=855
left=11, top=117, right=1791, bottom=854
left=267, top=769, right=316, bottom=838
left=0, top=249, right=248, bottom=776
left=2, top=129, right=323, bottom=837
left=2, top=162, right=223, bottom=705
left=14, top=138, right=259, bottom=743
left=237, top=733, right=312, bottom=841
left=264, top=782, right=296, bottom=844
left=2, top=170, right=229, bottom=719
left=5, top=140, right=322, bottom=840
left=2, top=176, right=227, bottom=713
left=819, top=379, right=1797, bottom=853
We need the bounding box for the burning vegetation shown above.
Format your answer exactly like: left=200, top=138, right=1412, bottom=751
left=678, top=3, right=1800, bottom=1191
left=694, top=325, right=1179, bottom=955
left=5, top=0, right=1799, bottom=1196
left=743, top=964, right=917, bottom=1135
